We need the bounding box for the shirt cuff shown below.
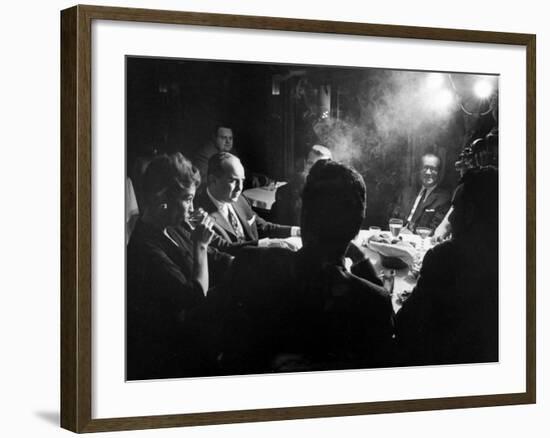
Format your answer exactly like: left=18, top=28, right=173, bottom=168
left=344, top=257, right=353, bottom=272
left=257, top=238, right=269, bottom=248
left=291, top=226, right=300, bottom=237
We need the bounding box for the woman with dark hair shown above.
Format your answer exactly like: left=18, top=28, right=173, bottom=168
left=126, top=152, right=232, bottom=380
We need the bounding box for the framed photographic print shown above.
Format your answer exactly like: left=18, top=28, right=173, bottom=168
left=60, top=4, right=536, bottom=433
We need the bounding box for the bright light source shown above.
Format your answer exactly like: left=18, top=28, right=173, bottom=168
left=434, top=89, right=454, bottom=110
left=473, top=80, right=493, bottom=99
left=426, top=73, right=445, bottom=89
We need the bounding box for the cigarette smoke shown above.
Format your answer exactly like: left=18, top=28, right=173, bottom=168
left=308, top=69, right=466, bottom=224
left=314, top=70, right=455, bottom=168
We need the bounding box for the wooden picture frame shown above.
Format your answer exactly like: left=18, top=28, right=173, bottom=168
left=61, top=4, right=536, bottom=433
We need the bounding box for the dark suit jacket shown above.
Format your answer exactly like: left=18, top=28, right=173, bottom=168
left=219, top=246, right=395, bottom=374
left=392, top=185, right=451, bottom=233
left=395, top=238, right=498, bottom=366
left=195, top=191, right=293, bottom=254
left=126, top=220, right=232, bottom=380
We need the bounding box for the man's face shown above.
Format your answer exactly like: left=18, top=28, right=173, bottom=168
left=167, top=185, right=195, bottom=225
left=420, top=155, right=440, bottom=188
left=211, top=157, right=245, bottom=203
left=215, top=127, right=234, bottom=152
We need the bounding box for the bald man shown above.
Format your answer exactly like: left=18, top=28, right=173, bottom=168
left=194, top=152, right=299, bottom=254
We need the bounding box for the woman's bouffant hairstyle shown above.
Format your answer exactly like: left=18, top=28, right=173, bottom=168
left=141, top=152, right=200, bottom=207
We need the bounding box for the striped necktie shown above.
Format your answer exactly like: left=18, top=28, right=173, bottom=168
left=227, top=206, right=245, bottom=241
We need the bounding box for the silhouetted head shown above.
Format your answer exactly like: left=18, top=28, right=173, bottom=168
left=304, top=144, right=332, bottom=174
left=449, top=166, right=498, bottom=240
left=301, top=160, right=366, bottom=257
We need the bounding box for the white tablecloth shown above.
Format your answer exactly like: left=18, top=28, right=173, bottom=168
left=243, top=182, right=287, bottom=210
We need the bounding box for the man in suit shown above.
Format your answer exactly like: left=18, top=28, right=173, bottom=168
left=393, top=153, right=451, bottom=234
left=194, top=152, right=300, bottom=254
left=218, top=160, right=395, bottom=375
left=395, top=167, right=498, bottom=366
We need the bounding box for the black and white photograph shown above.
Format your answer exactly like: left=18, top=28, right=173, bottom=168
left=1, top=0, right=545, bottom=435
left=125, top=56, right=499, bottom=381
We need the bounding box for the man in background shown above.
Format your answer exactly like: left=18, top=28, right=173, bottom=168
left=193, top=124, right=234, bottom=185
left=392, top=153, right=451, bottom=234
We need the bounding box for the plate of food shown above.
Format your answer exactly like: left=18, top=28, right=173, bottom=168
left=366, top=233, right=417, bottom=269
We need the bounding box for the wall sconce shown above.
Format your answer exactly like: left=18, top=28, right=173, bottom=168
left=272, top=75, right=281, bottom=95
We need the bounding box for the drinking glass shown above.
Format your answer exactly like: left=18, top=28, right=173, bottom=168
left=188, top=208, right=207, bottom=229
left=416, top=227, right=432, bottom=253
left=414, top=227, right=432, bottom=270
left=388, top=218, right=403, bottom=238
left=416, top=227, right=432, bottom=240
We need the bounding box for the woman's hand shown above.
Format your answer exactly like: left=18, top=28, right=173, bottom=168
left=191, top=214, right=215, bottom=296
left=191, top=214, right=215, bottom=247
left=188, top=208, right=207, bottom=228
